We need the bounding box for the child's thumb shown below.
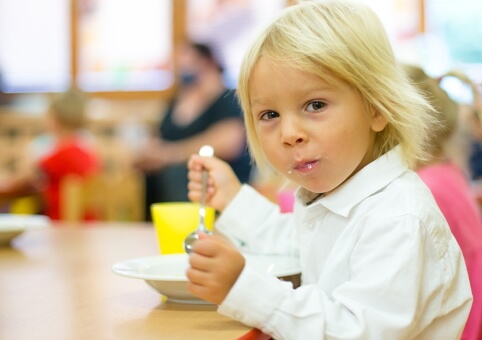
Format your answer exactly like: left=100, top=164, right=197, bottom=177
left=197, top=232, right=213, bottom=240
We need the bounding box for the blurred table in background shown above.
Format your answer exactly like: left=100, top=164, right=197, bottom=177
left=0, top=223, right=251, bottom=339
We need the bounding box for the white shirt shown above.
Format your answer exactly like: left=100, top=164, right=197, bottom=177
left=215, top=148, right=472, bottom=340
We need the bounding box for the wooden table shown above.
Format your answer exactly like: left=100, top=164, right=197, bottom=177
left=0, top=222, right=251, bottom=340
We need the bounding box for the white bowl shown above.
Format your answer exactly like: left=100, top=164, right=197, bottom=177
left=0, top=214, right=50, bottom=246
left=112, top=253, right=301, bottom=304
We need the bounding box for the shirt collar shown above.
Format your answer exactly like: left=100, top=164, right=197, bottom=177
left=295, top=146, right=408, bottom=217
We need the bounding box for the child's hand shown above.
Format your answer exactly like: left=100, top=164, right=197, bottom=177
left=186, top=233, right=245, bottom=305
left=187, top=155, right=242, bottom=212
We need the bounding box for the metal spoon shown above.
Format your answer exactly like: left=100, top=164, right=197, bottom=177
left=183, top=145, right=214, bottom=253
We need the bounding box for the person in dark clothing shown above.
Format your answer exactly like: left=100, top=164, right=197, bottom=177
left=133, top=42, right=252, bottom=220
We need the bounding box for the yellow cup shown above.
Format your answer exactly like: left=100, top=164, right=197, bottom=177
left=151, top=202, right=215, bottom=254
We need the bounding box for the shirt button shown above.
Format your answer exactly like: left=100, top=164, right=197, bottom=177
left=306, top=223, right=313, bottom=230
left=234, top=311, right=244, bottom=320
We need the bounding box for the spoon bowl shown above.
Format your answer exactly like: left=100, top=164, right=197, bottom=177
left=183, top=230, right=210, bottom=253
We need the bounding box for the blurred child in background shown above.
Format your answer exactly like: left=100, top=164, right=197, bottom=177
left=404, top=64, right=482, bottom=340
left=449, top=73, right=482, bottom=182
left=0, top=87, right=99, bottom=220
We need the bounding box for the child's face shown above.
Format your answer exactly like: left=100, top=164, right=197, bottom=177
left=249, top=58, right=387, bottom=195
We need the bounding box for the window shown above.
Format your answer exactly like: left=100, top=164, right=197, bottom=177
left=0, top=0, right=71, bottom=93
left=423, top=0, right=482, bottom=82
left=360, top=0, right=421, bottom=64
left=77, top=0, right=173, bottom=92
left=1, top=0, right=479, bottom=95
left=187, top=0, right=287, bottom=88
left=0, top=0, right=175, bottom=96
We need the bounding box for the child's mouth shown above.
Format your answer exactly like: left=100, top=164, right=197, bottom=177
left=293, top=160, right=319, bottom=173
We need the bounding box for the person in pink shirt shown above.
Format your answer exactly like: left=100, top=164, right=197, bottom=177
left=405, top=64, right=482, bottom=340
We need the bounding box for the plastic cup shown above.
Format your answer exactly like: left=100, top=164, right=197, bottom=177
left=150, top=202, right=215, bottom=254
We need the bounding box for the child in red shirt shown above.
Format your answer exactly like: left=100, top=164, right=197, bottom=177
left=0, top=87, right=99, bottom=220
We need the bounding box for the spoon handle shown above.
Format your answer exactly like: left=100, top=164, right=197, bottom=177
left=198, top=169, right=209, bottom=233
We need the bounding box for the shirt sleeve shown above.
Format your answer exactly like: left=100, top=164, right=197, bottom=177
left=218, top=214, right=470, bottom=340
left=215, top=184, right=299, bottom=256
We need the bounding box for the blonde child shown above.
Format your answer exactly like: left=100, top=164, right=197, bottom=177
left=186, top=1, right=472, bottom=339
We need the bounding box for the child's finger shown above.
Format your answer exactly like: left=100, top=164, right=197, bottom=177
left=186, top=265, right=211, bottom=284
left=187, top=154, right=205, bottom=171
left=188, top=250, right=214, bottom=271
left=191, top=234, right=224, bottom=256
left=197, top=232, right=212, bottom=240
left=187, top=180, right=202, bottom=192
left=187, top=170, right=203, bottom=184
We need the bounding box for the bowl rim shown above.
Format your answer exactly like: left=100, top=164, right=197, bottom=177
left=112, top=253, right=301, bottom=282
left=112, top=254, right=190, bottom=281
left=0, top=214, right=50, bottom=232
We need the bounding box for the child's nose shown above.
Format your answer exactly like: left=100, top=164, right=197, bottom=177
left=280, top=118, right=307, bottom=146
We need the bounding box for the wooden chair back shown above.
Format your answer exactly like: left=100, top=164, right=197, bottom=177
left=60, top=171, right=144, bottom=223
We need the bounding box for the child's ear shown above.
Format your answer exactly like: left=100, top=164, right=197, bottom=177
left=370, top=112, right=388, bottom=132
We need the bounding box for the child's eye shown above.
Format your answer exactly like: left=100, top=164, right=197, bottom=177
left=259, top=111, right=280, bottom=120
left=306, top=101, right=326, bottom=111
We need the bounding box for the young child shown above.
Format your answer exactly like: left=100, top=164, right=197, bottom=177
left=404, top=64, right=482, bottom=340
left=0, top=87, right=99, bottom=220
left=186, top=1, right=472, bottom=339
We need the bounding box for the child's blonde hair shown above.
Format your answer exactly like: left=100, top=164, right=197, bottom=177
left=49, top=87, right=87, bottom=130
left=237, top=0, right=436, bottom=173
